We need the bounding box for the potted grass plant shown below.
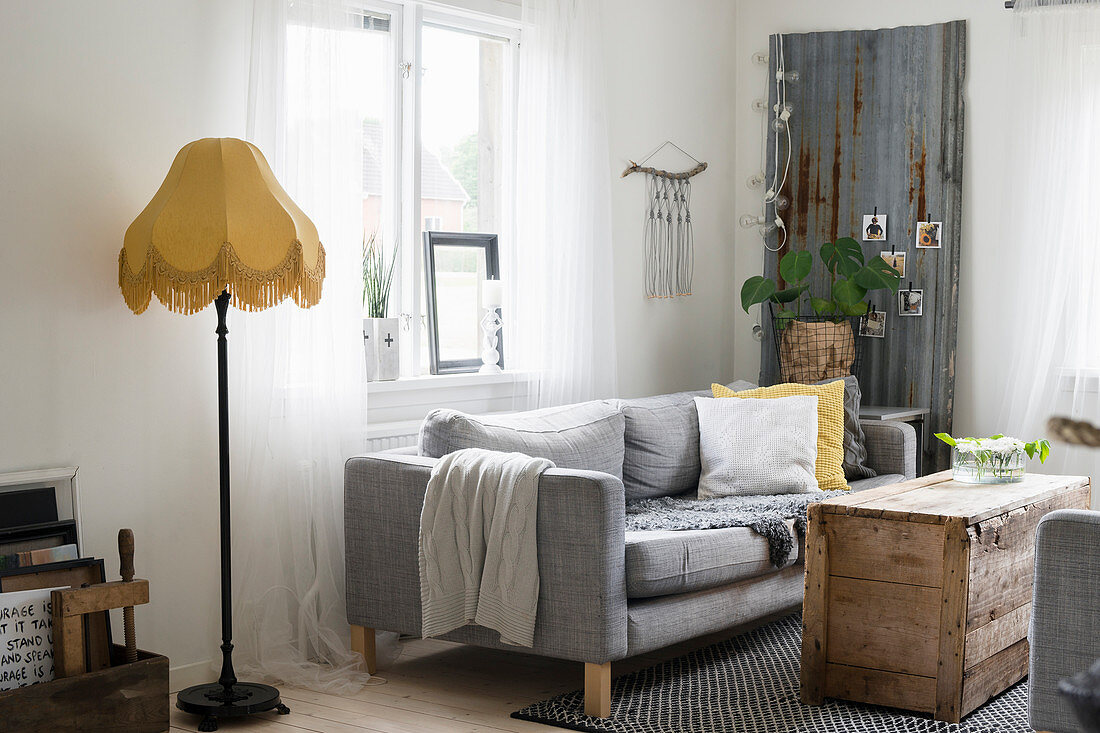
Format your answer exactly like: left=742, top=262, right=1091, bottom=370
left=363, top=232, right=399, bottom=381
left=740, top=237, right=901, bottom=382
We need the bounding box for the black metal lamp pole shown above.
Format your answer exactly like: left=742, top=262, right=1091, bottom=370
left=176, top=290, right=290, bottom=732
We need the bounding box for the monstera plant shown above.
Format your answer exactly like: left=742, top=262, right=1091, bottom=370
left=741, top=237, right=901, bottom=319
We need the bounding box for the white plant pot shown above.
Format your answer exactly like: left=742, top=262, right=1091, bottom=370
left=363, top=317, right=400, bottom=382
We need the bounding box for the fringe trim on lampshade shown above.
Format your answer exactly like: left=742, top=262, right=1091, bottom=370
left=118, top=240, right=326, bottom=315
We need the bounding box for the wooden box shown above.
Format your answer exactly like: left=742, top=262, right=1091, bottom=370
left=0, top=645, right=168, bottom=732
left=801, top=471, right=1091, bottom=723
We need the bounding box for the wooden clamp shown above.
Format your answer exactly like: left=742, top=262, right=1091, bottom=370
left=51, top=580, right=150, bottom=678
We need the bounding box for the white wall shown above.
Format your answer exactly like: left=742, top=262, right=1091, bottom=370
left=0, top=1, right=253, bottom=686
left=731, top=1, right=1014, bottom=440
left=603, top=0, right=739, bottom=399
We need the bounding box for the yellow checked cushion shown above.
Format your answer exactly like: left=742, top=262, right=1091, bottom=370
left=711, top=380, right=849, bottom=491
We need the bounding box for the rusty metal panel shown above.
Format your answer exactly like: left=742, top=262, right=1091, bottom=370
left=760, top=21, right=966, bottom=471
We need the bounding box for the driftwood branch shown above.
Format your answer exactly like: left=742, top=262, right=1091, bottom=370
left=620, top=161, right=708, bottom=180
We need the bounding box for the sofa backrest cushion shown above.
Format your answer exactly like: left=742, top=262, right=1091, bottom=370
left=418, top=401, right=626, bottom=479
left=618, top=391, right=706, bottom=500
left=617, top=382, right=760, bottom=501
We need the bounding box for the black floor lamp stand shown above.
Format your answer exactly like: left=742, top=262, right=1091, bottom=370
left=176, top=291, right=291, bottom=732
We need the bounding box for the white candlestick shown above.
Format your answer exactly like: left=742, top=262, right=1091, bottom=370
left=482, top=279, right=504, bottom=308
left=479, top=306, right=503, bottom=374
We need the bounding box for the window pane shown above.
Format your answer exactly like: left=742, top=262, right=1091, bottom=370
left=420, top=24, right=509, bottom=372
left=420, top=25, right=509, bottom=234
left=433, top=246, right=487, bottom=362
left=354, top=14, right=397, bottom=256
left=287, top=13, right=396, bottom=257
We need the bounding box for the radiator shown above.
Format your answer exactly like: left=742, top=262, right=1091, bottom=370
left=367, top=433, right=417, bottom=452
left=365, top=420, right=420, bottom=452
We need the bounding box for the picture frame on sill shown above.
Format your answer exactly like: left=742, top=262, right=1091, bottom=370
left=423, top=231, right=503, bottom=375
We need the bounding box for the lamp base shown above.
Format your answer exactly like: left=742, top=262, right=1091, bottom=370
left=176, top=682, right=289, bottom=731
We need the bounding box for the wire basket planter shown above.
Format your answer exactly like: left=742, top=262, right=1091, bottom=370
left=768, top=302, right=864, bottom=384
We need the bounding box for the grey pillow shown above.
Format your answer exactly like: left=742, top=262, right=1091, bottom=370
left=727, top=377, right=875, bottom=479
left=418, top=401, right=626, bottom=479
left=618, top=390, right=710, bottom=500
left=814, top=376, right=875, bottom=479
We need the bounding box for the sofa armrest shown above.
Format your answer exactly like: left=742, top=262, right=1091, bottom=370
left=344, top=453, right=628, bottom=663
left=860, top=420, right=916, bottom=479
left=1029, top=509, right=1100, bottom=733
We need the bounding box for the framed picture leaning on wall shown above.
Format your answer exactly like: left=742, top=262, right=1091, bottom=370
left=422, top=232, right=502, bottom=375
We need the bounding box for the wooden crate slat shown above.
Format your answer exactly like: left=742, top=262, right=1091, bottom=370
left=825, top=514, right=944, bottom=587
left=964, top=602, right=1030, bottom=670
left=825, top=576, right=940, bottom=678
left=961, top=638, right=1030, bottom=718
left=823, top=663, right=936, bottom=714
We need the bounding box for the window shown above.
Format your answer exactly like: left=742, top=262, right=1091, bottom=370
left=351, top=1, right=519, bottom=378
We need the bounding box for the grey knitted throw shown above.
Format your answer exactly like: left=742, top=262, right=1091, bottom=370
left=625, top=491, right=848, bottom=567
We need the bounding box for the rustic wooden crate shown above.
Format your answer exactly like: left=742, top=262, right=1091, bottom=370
left=801, top=471, right=1092, bottom=723
left=0, top=645, right=168, bottom=732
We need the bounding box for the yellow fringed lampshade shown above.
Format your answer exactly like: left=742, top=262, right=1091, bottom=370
left=119, top=137, right=325, bottom=315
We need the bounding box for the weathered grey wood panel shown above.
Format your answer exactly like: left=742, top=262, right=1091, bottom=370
left=760, top=21, right=966, bottom=472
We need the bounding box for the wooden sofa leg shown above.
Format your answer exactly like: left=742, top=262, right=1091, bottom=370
left=350, top=625, right=377, bottom=674
left=584, top=662, right=611, bottom=718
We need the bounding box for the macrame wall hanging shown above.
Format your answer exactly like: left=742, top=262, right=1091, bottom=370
left=622, top=141, right=708, bottom=299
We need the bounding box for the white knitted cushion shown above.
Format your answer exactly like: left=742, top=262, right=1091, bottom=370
left=694, top=395, right=819, bottom=498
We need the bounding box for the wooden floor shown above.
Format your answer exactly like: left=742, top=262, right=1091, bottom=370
left=168, top=613, right=790, bottom=733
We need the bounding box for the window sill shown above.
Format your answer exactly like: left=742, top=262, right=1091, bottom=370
left=1057, top=366, right=1100, bottom=394
left=367, top=370, right=528, bottom=394
left=366, top=370, right=534, bottom=431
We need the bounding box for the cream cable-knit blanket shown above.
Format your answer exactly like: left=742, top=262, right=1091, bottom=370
left=418, top=448, right=554, bottom=647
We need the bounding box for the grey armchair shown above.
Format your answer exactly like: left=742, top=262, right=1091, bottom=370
left=1029, top=509, right=1100, bottom=732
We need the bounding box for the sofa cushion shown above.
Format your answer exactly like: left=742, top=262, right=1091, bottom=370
left=695, top=395, right=820, bottom=497
left=733, top=377, right=875, bottom=480
left=817, top=376, right=876, bottom=480
left=418, top=401, right=626, bottom=479
left=618, top=390, right=709, bottom=500
left=714, top=380, right=849, bottom=492
left=624, top=522, right=802, bottom=599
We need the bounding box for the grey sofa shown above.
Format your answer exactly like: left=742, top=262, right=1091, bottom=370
left=344, top=388, right=917, bottom=717
left=1029, top=509, right=1100, bottom=732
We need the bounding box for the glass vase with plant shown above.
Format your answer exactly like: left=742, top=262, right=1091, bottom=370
left=934, top=433, right=1051, bottom=484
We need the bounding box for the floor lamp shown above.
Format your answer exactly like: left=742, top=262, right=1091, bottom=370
left=119, top=138, right=326, bottom=732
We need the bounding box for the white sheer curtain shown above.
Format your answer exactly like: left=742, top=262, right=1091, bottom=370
left=1000, top=0, right=1100, bottom=489
left=227, top=0, right=384, bottom=692
left=509, top=0, right=618, bottom=408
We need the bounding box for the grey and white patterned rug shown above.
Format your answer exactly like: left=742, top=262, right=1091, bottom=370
left=512, top=614, right=1028, bottom=733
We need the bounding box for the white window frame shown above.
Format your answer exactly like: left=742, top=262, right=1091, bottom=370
left=350, top=0, right=521, bottom=379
